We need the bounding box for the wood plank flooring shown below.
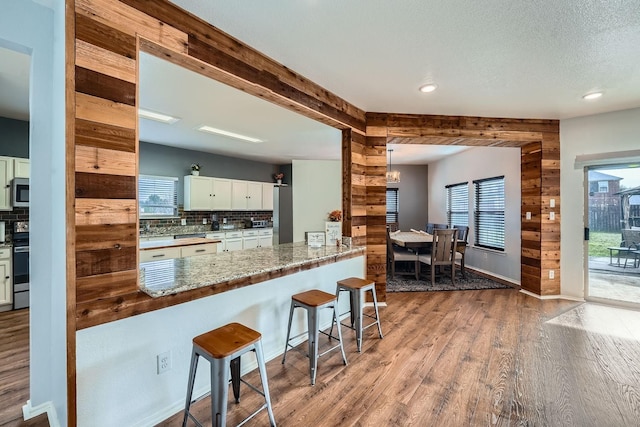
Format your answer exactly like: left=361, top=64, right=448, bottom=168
left=158, top=289, right=640, bottom=427
left=0, top=309, right=49, bottom=427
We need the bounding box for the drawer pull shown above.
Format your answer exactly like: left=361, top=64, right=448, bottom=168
left=152, top=254, right=165, bottom=258
left=195, top=249, right=205, bottom=253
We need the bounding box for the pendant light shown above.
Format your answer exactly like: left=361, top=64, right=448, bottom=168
left=386, top=148, right=400, bottom=183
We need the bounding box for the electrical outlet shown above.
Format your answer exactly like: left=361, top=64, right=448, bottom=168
left=202, top=218, right=207, bottom=224
left=549, top=270, right=555, bottom=279
left=549, top=212, right=555, bottom=221
left=157, top=351, right=171, bottom=374
left=526, top=212, right=531, bottom=220
left=550, top=198, right=556, bottom=208
left=181, top=218, right=187, bottom=226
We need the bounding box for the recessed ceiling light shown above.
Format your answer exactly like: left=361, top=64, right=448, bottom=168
left=197, top=125, right=263, bottom=143
left=582, top=92, right=603, bottom=100
left=419, top=84, right=438, bottom=93
left=138, top=108, right=180, bottom=124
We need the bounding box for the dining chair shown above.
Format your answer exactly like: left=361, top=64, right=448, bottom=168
left=418, top=228, right=457, bottom=285
left=387, top=229, right=419, bottom=280
left=453, top=225, right=469, bottom=278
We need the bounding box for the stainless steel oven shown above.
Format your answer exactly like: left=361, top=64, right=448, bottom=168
left=12, top=221, right=29, bottom=309
left=11, top=178, right=29, bottom=208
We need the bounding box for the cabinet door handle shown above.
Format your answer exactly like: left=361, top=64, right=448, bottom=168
left=5, top=276, right=9, bottom=279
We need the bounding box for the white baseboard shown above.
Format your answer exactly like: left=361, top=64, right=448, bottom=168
left=23, top=400, right=60, bottom=427
left=519, top=289, right=585, bottom=302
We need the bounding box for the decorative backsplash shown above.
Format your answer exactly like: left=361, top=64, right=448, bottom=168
left=140, top=207, right=273, bottom=234
left=0, top=207, right=29, bottom=242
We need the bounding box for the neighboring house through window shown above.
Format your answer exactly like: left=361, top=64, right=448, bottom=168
left=474, top=176, right=505, bottom=251
left=139, top=175, right=179, bottom=218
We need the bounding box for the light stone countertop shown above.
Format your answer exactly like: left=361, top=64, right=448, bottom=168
left=139, top=242, right=365, bottom=298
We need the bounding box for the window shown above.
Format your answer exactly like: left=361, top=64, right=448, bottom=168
left=139, top=175, right=178, bottom=218
left=598, top=181, right=609, bottom=193
left=474, top=176, right=505, bottom=251
left=386, top=188, right=399, bottom=224
left=446, top=182, right=468, bottom=228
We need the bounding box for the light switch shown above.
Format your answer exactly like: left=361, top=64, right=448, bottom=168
left=549, top=212, right=555, bottom=220
left=526, top=212, right=531, bottom=220
left=550, top=198, right=556, bottom=208
left=202, top=218, right=207, bottom=224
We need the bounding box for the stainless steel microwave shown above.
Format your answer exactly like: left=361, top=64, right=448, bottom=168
left=11, top=178, right=29, bottom=208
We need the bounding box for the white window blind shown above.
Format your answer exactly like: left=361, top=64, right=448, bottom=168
left=446, top=182, right=468, bottom=228
left=474, top=176, right=505, bottom=251
left=139, top=175, right=178, bottom=218
left=386, top=188, right=399, bottom=224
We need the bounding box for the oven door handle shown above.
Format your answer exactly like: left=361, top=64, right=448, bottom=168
left=14, top=246, right=30, bottom=253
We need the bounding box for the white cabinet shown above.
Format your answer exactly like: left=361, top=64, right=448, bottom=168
left=13, top=158, right=30, bottom=178
left=262, top=183, right=274, bottom=210
left=0, top=248, right=11, bottom=307
left=0, top=157, right=13, bottom=211
left=140, top=246, right=181, bottom=262
left=231, top=180, right=263, bottom=210
left=242, top=230, right=259, bottom=249
left=225, top=231, right=244, bottom=252
left=206, top=232, right=226, bottom=253
left=184, top=176, right=232, bottom=211
left=258, top=229, right=273, bottom=248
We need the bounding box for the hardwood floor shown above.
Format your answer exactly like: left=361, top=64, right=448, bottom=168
left=0, top=309, right=48, bottom=427
left=158, top=289, right=640, bottom=427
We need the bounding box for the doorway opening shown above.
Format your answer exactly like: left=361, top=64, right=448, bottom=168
left=586, top=164, right=640, bottom=307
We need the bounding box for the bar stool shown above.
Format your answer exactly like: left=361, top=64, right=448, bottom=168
left=282, top=289, right=347, bottom=385
left=182, top=322, right=276, bottom=427
left=332, top=277, right=383, bottom=352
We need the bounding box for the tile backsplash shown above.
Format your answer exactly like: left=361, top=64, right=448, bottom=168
left=0, top=207, right=29, bottom=242
left=140, top=207, right=273, bottom=234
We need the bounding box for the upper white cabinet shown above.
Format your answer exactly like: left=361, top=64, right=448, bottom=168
left=231, top=180, right=263, bottom=210
left=184, top=176, right=232, bottom=211
left=0, top=157, right=13, bottom=211
left=13, top=158, right=30, bottom=178
left=262, top=183, right=274, bottom=211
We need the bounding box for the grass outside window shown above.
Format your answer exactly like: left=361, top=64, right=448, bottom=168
left=588, top=232, right=622, bottom=257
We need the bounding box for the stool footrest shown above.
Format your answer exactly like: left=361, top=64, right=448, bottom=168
left=237, top=403, right=268, bottom=427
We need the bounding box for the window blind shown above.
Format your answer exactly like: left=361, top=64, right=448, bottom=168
left=446, top=182, right=468, bottom=228
left=386, top=188, right=399, bottom=224
left=474, top=176, right=505, bottom=251
left=139, top=175, right=179, bottom=217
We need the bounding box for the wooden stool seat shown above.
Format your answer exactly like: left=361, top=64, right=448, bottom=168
left=194, top=322, right=261, bottom=358
left=292, top=289, right=337, bottom=307
left=282, top=289, right=347, bottom=385
left=183, top=323, right=276, bottom=427
left=332, top=277, right=383, bottom=352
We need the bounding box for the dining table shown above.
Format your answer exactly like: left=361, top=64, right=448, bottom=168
left=389, top=230, right=434, bottom=252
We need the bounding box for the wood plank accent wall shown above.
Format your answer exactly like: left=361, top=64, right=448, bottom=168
left=69, top=0, right=367, bottom=331
left=366, top=113, right=561, bottom=297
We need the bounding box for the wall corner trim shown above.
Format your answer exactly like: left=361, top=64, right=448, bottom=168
left=23, top=399, right=61, bottom=427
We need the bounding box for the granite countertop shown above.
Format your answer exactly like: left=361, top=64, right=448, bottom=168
left=140, top=237, right=221, bottom=250
left=139, top=242, right=365, bottom=298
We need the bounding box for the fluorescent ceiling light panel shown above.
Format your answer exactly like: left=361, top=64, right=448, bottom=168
left=138, top=108, right=180, bottom=124
left=197, top=125, right=263, bottom=143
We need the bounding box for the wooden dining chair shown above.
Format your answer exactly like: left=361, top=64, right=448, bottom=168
left=453, top=225, right=469, bottom=278
left=418, top=228, right=457, bottom=285
left=387, top=229, right=419, bottom=280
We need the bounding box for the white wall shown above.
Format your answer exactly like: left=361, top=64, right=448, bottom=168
left=0, top=1, right=67, bottom=425
left=387, top=164, right=429, bottom=231
left=560, top=107, right=640, bottom=298
left=292, top=160, right=342, bottom=243
left=76, top=256, right=364, bottom=427
left=428, top=146, right=522, bottom=282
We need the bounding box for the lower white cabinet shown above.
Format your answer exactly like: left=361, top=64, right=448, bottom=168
left=0, top=248, right=11, bottom=307
left=257, top=229, right=273, bottom=248
left=242, top=230, right=259, bottom=249
left=206, top=232, right=226, bottom=253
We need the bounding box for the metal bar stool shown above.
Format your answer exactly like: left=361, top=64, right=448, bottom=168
left=282, top=289, right=347, bottom=385
left=182, top=322, right=276, bottom=427
left=331, top=277, right=383, bottom=352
